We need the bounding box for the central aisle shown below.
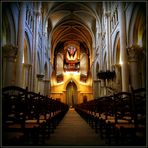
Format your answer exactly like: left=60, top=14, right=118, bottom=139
left=46, top=108, right=105, bottom=146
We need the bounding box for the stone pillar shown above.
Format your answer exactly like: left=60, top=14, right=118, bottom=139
left=16, top=2, right=26, bottom=87
left=36, top=74, right=44, bottom=94
left=31, top=3, right=41, bottom=92
left=100, top=79, right=106, bottom=96
left=118, top=2, right=129, bottom=92
left=42, top=31, right=46, bottom=73
left=114, top=64, right=122, bottom=91
left=2, top=44, right=18, bottom=87
left=105, top=11, right=111, bottom=70
left=99, top=32, right=103, bottom=70
left=93, top=80, right=101, bottom=98
left=23, top=64, right=32, bottom=90
left=43, top=79, right=50, bottom=96
left=127, top=45, right=142, bottom=89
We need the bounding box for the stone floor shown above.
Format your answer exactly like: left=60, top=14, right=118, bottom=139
left=45, top=108, right=105, bottom=146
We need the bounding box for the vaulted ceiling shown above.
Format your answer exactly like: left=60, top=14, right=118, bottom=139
left=42, top=2, right=102, bottom=64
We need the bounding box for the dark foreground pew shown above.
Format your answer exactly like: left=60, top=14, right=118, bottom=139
left=2, top=86, right=69, bottom=146
left=75, top=88, right=146, bottom=146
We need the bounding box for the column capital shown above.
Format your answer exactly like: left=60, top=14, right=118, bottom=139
left=94, top=79, right=101, bottom=82
left=33, top=10, right=41, bottom=16
left=114, top=64, right=121, bottom=68
left=127, top=44, right=143, bottom=62
left=2, top=44, right=18, bottom=61
left=36, top=74, right=44, bottom=80
left=43, top=79, right=50, bottom=82
left=23, top=63, right=32, bottom=67
left=43, top=31, right=47, bottom=37
left=104, top=11, right=111, bottom=17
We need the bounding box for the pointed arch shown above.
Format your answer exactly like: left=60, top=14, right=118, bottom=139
left=2, top=4, right=16, bottom=45
left=113, top=32, right=120, bottom=64
left=66, top=80, right=78, bottom=107
left=128, top=4, right=146, bottom=47
left=23, top=32, right=31, bottom=64
left=63, top=78, right=79, bottom=91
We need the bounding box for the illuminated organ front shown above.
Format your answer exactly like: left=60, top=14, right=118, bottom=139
left=67, top=46, right=77, bottom=61
left=64, top=41, right=80, bottom=72
left=55, top=40, right=89, bottom=83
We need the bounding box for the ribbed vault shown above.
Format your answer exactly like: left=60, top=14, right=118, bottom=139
left=43, top=2, right=102, bottom=64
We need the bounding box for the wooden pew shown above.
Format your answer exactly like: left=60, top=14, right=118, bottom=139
left=75, top=88, right=146, bottom=146
left=2, top=86, right=69, bottom=146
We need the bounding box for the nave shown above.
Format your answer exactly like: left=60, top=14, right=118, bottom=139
left=2, top=86, right=146, bottom=146
left=46, top=108, right=105, bottom=146
left=1, top=1, right=146, bottom=147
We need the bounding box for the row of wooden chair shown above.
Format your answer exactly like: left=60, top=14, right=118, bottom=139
left=75, top=88, right=146, bottom=146
left=2, top=86, right=69, bottom=146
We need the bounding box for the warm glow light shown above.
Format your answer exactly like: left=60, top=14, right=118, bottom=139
left=119, top=56, right=123, bottom=65
left=57, top=81, right=64, bottom=85
left=22, top=55, right=24, bottom=63
left=64, top=71, right=79, bottom=75
left=138, top=35, right=143, bottom=47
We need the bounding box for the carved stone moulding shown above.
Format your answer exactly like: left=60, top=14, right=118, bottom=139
left=2, top=44, right=18, bottom=60
left=37, top=74, right=44, bottom=80
left=56, top=74, right=63, bottom=83
left=127, top=44, right=143, bottom=62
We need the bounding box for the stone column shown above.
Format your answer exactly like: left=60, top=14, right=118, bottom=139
left=42, top=31, right=46, bottom=73
left=118, top=2, right=129, bottom=92
left=36, top=74, right=44, bottom=94
left=114, top=64, right=122, bottom=91
left=100, top=79, right=106, bottom=96
left=16, top=2, right=26, bottom=87
left=98, top=32, right=103, bottom=71
left=93, top=80, right=101, bottom=98
left=31, top=3, right=41, bottom=92
left=127, top=45, right=142, bottom=89
left=43, top=79, right=50, bottom=96
left=2, top=44, right=18, bottom=86
left=23, top=64, right=32, bottom=89
left=105, top=11, right=111, bottom=71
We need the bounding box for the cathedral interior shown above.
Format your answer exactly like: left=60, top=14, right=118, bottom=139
left=1, top=1, right=147, bottom=146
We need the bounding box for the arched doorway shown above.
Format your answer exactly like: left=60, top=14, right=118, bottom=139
left=66, top=81, right=77, bottom=107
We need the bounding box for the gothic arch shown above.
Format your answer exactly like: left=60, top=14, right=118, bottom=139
left=22, top=33, right=32, bottom=89
left=66, top=80, right=78, bottom=107
left=113, top=32, right=120, bottom=64
left=63, top=78, right=79, bottom=91
left=128, top=4, right=146, bottom=47
left=128, top=4, right=146, bottom=88
left=2, top=5, right=16, bottom=45
left=2, top=7, right=16, bottom=45
left=23, top=32, right=31, bottom=64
